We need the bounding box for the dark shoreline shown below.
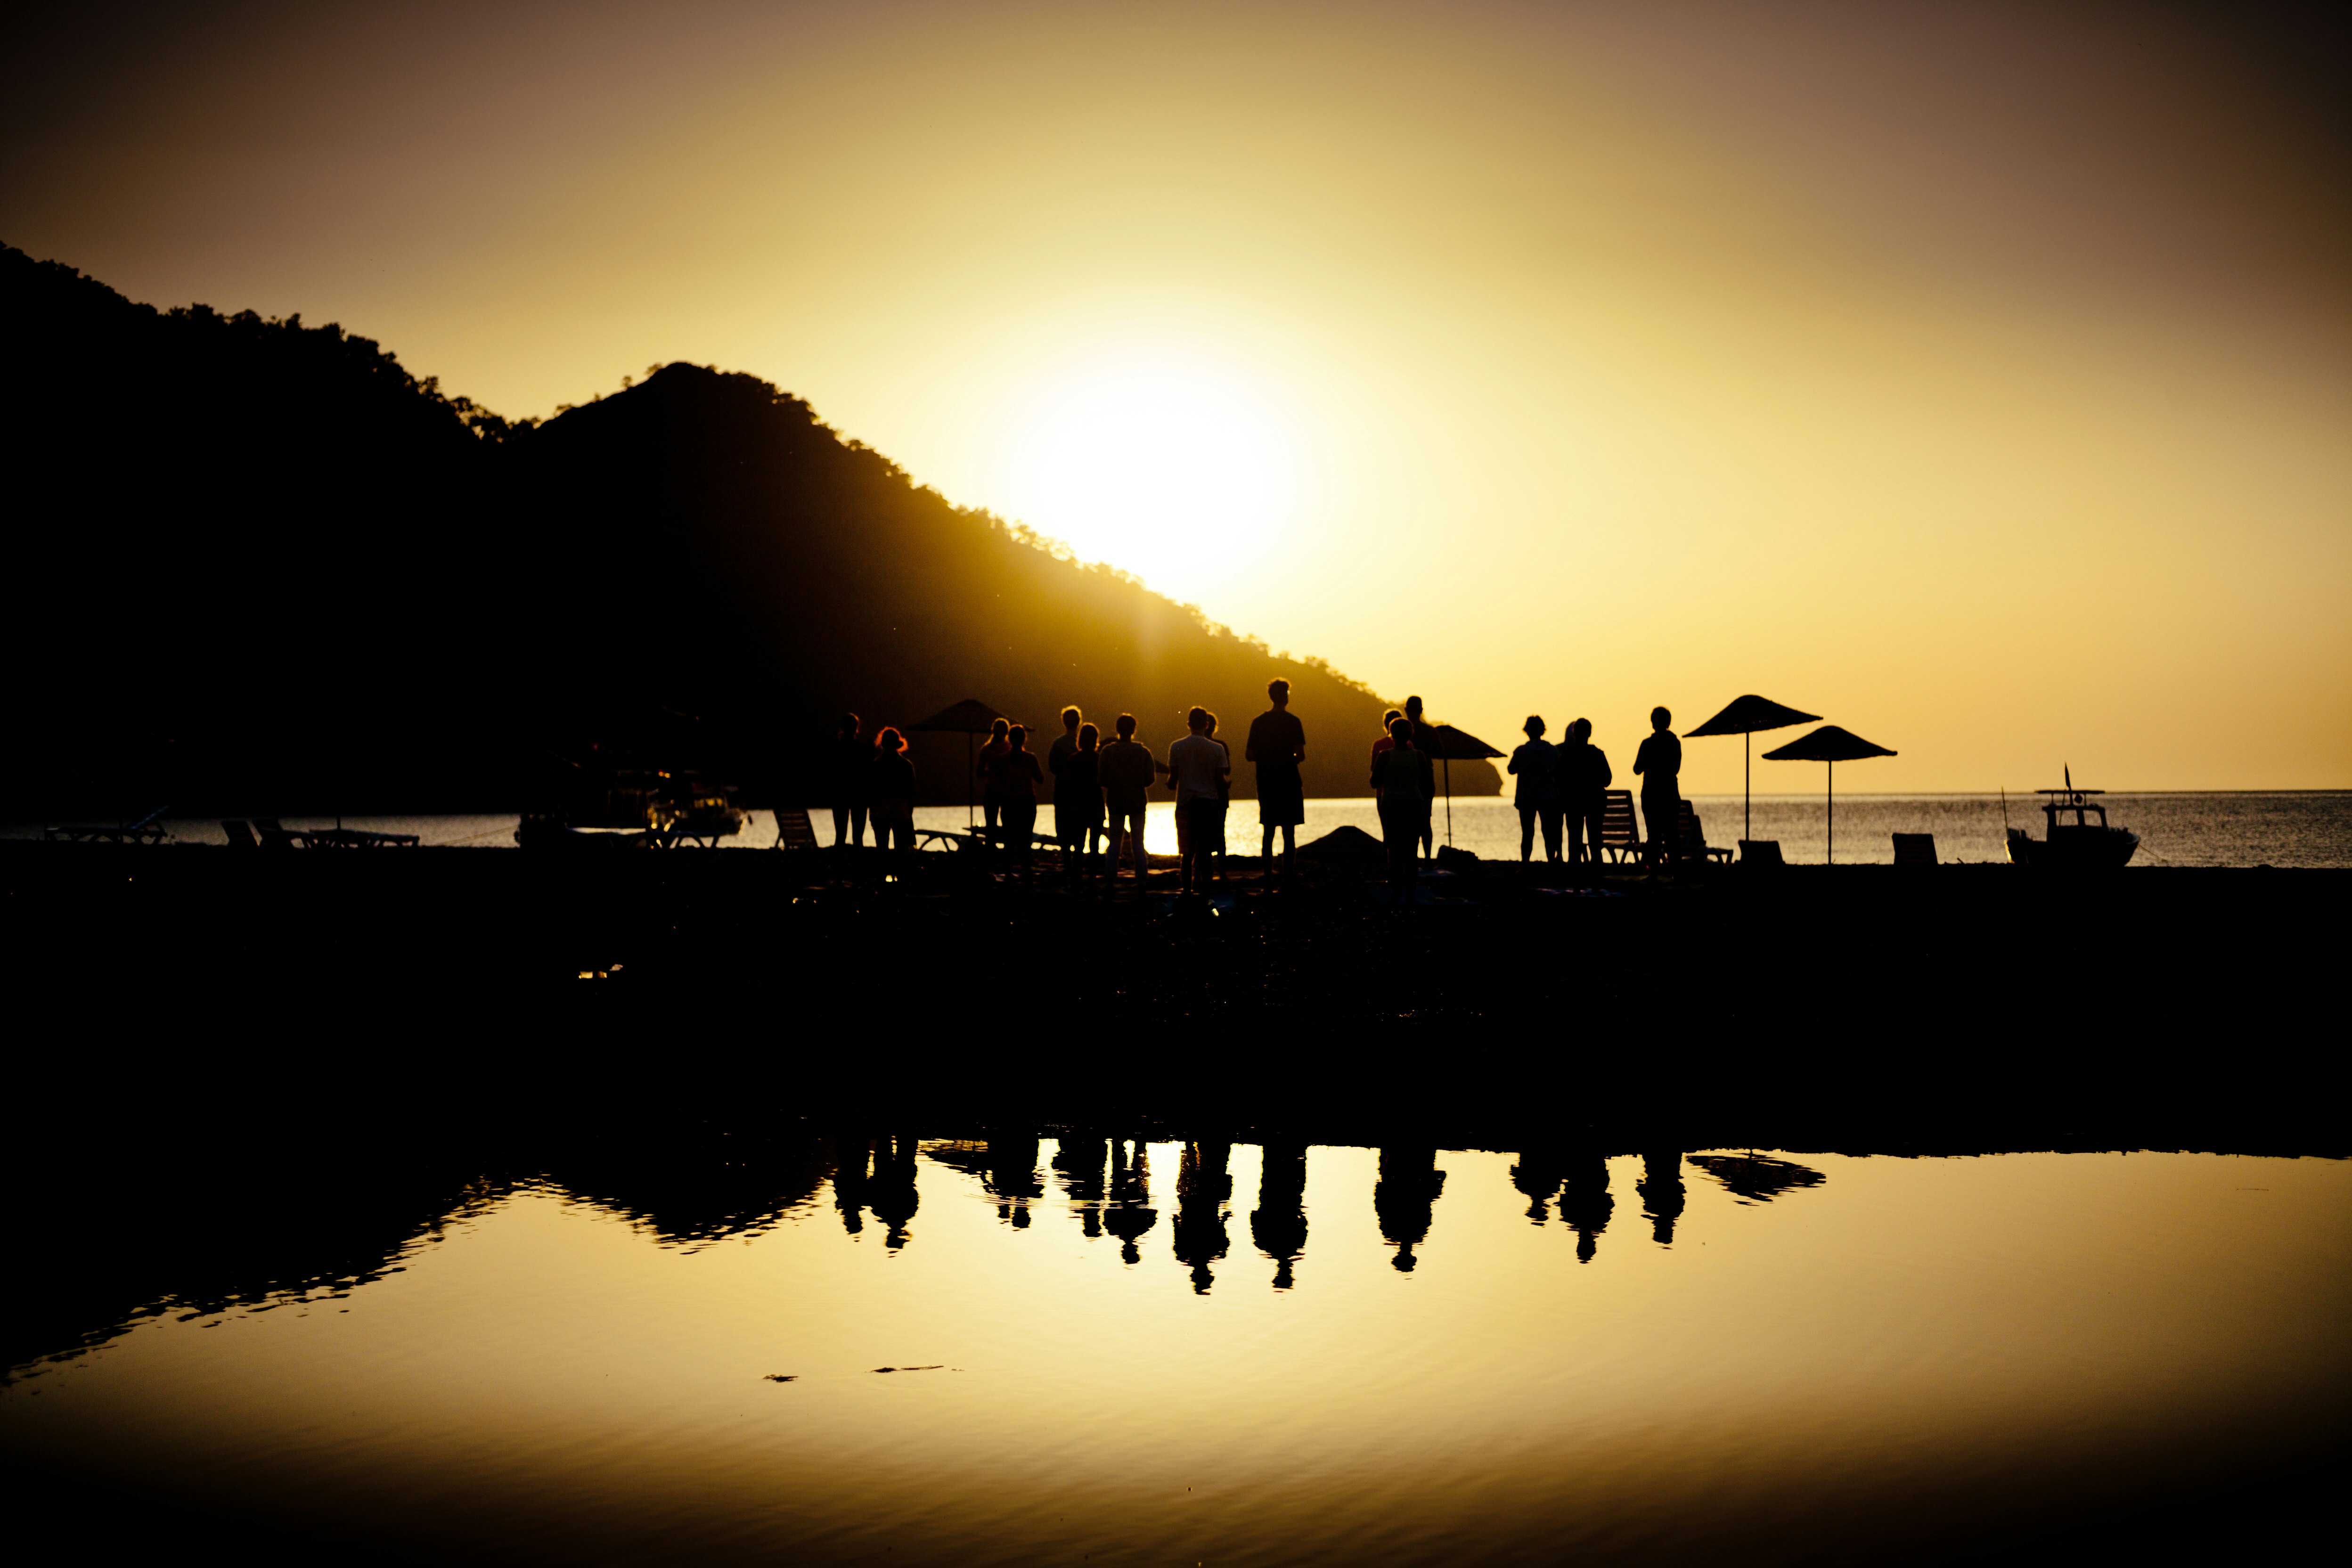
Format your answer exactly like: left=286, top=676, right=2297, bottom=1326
left=8, top=840, right=2342, bottom=1155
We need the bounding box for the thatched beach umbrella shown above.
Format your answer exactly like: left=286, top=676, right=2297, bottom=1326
left=1686, top=694, right=1822, bottom=843
left=1761, top=724, right=1896, bottom=864
left=1419, top=722, right=1504, bottom=849
left=911, top=698, right=1013, bottom=829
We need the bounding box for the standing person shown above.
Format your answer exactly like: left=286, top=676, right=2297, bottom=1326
left=997, top=724, right=1045, bottom=876
left=1049, top=706, right=1083, bottom=784
left=1202, top=713, right=1233, bottom=884
left=1047, top=705, right=1083, bottom=870
left=1508, top=716, right=1562, bottom=864
left=1633, top=705, right=1682, bottom=869
left=976, top=717, right=1012, bottom=845
left=1247, top=679, right=1307, bottom=884
left=1402, top=695, right=1436, bottom=859
left=1053, top=722, right=1105, bottom=879
left=1368, top=707, right=1404, bottom=797
left=831, top=713, right=871, bottom=847
left=870, top=727, right=915, bottom=862
left=1370, top=716, right=1433, bottom=904
left=1165, top=706, right=1229, bottom=895
left=1097, top=714, right=1154, bottom=882
left=1559, top=718, right=1612, bottom=878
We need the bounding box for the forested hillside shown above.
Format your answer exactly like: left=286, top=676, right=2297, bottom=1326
left=0, top=245, right=1496, bottom=815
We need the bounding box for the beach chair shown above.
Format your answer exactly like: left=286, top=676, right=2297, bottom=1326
left=1739, top=840, right=1785, bottom=867
left=1892, top=833, right=1937, bottom=866
left=44, top=804, right=171, bottom=844
left=1676, top=802, right=1734, bottom=866
left=1597, top=790, right=1642, bottom=864
left=221, top=819, right=259, bottom=849
left=770, top=807, right=819, bottom=851
left=251, top=817, right=303, bottom=850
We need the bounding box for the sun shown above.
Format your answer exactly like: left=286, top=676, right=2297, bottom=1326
left=993, top=355, right=1301, bottom=596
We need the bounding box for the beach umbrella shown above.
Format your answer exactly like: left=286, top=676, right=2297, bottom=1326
left=911, top=698, right=1013, bottom=829
left=1418, top=723, right=1504, bottom=849
left=1686, top=694, right=1823, bottom=843
left=1761, top=725, right=1896, bottom=864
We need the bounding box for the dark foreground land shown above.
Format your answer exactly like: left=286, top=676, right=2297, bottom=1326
left=5, top=839, right=2342, bottom=1152
left=5, top=841, right=2345, bottom=1567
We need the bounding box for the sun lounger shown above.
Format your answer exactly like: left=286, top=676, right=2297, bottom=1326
left=304, top=826, right=422, bottom=848
left=771, top=807, right=819, bottom=850
left=1597, top=790, right=1642, bottom=864
left=251, top=817, right=303, bottom=850
left=44, top=805, right=171, bottom=844
left=1676, top=802, right=1734, bottom=865
left=1739, top=839, right=1785, bottom=867
left=221, top=819, right=259, bottom=849
left=1892, top=833, right=1937, bottom=866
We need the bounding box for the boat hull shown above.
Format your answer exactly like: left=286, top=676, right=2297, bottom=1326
left=2006, top=826, right=2139, bottom=868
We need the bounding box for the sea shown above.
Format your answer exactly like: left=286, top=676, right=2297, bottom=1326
left=8, top=1140, right=2345, bottom=1564
left=19, top=792, right=2352, bottom=866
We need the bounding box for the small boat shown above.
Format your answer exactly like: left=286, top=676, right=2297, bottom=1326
left=2005, top=768, right=2139, bottom=868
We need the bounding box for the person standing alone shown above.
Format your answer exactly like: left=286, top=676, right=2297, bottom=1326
left=1371, top=716, right=1434, bottom=904
left=1246, top=679, right=1307, bottom=884
left=1632, top=706, right=1682, bottom=869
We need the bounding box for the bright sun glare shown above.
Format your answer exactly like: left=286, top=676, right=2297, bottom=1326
left=993, top=358, right=1301, bottom=596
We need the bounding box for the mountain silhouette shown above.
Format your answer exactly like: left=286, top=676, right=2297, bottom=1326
left=1, top=244, right=1496, bottom=815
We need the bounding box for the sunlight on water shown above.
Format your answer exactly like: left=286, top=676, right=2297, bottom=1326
left=7, top=1146, right=2346, bottom=1565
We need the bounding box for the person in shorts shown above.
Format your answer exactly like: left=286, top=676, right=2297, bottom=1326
left=1165, top=707, right=1229, bottom=895
left=1096, top=714, right=1156, bottom=882
left=1247, top=679, right=1307, bottom=883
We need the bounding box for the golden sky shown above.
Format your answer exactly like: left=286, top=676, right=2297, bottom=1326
left=7, top=0, right=2346, bottom=788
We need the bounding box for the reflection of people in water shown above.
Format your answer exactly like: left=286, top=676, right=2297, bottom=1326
left=1053, top=1134, right=1109, bottom=1238
left=1103, top=1139, right=1158, bottom=1264
left=1250, top=1143, right=1309, bottom=1290
left=1558, top=1149, right=1614, bottom=1263
left=1172, top=1141, right=1233, bottom=1293
left=1637, top=1150, right=1684, bottom=1246
left=1374, top=1147, right=1446, bottom=1272
left=987, top=1133, right=1043, bottom=1228
left=1510, top=1146, right=1564, bottom=1224
left=833, top=1135, right=870, bottom=1235
left=867, top=1134, right=920, bottom=1250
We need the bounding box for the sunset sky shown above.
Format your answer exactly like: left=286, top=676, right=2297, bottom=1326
left=6, top=0, right=2345, bottom=790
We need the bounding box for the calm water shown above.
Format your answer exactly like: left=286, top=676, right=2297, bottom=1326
left=8, top=1143, right=2346, bottom=1564
left=23, top=791, right=2352, bottom=865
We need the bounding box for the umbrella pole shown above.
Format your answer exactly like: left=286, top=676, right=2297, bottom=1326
left=1744, top=733, right=1751, bottom=843
left=1444, top=756, right=1453, bottom=849
left=966, top=733, right=975, bottom=831
left=1827, top=760, right=1834, bottom=865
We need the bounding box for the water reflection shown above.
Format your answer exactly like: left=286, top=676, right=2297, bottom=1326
left=1250, top=1143, right=1309, bottom=1290
left=1558, top=1147, right=1614, bottom=1263
left=1173, top=1141, right=1233, bottom=1293
left=1103, top=1138, right=1157, bottom=1263
left=1639, top=1150, right=1687, bottom=1245
left=9, top=1136, right=2343, bottom=1568
left=1052, top=1134, right=1108, bottom=1238
left=1374, top=1147, right=1446, bottom=1272
left=1510, top=1145, right=1563, bottom=1224
left=1689, top=1153, right=1828, bottom=1204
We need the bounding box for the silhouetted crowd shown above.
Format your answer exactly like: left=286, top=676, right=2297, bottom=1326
left=824, top=680, right=1698, bottom=891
